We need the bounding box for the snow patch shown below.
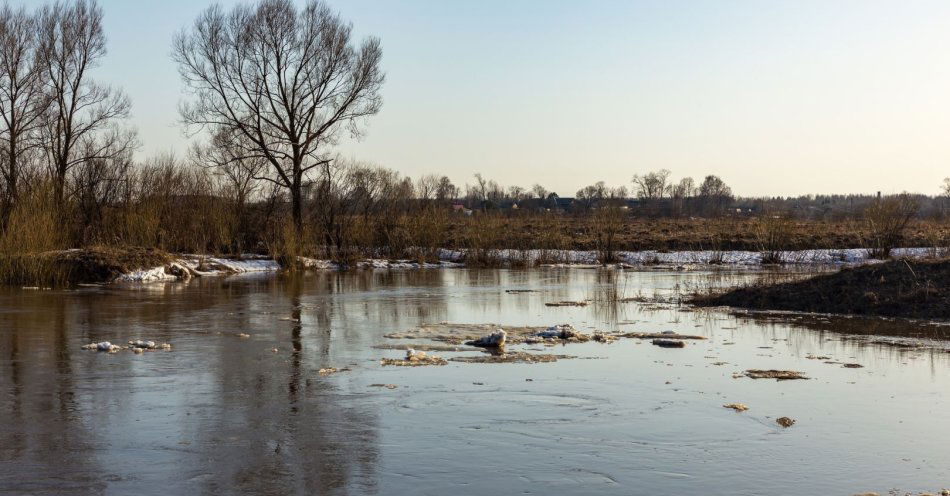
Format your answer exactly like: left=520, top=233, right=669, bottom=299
left=115, top=266, right=177, bottom=282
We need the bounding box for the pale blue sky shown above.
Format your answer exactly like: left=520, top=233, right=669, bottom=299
left=36, top=0, right=950, bottom=196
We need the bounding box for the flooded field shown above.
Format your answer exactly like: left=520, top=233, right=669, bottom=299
left=1, top=268, right=949, bottom=496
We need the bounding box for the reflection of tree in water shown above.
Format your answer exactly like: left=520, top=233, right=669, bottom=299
left=587, top=269, right=642, bottom=329
left=0, top=293, right=105, bottom=493
left=187, top=269, right=456, bottom=493
left=188, top=273, right=385, bottom=494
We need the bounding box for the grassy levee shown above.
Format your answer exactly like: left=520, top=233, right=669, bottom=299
left=693, top=258, right=950, bottom=319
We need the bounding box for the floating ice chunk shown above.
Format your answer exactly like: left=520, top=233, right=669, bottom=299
left=537, top=324, right=578, bottom=339
left=466, top=329, right=507, bottom=348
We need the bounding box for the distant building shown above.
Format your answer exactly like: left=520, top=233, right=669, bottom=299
left=452, top=203, right=473, bottom=216
left=554, top=197, right=575, bottom=212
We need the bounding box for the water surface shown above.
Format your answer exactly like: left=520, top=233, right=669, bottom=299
left=1, top=268, right=948, bottom=495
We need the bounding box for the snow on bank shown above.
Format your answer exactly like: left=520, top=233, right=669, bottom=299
left=206, top=257, right=280, bottom=272
left=440, top=247, right=935, bottom=266
left=115, top=266, right=178, bottom=283
left=111, top=247, right=938, bottom=283
left=356, top=259, right=464, bottom=269
left=297, top=257, right=464, bottom=270
left=618, top=247, right=932, bottom=265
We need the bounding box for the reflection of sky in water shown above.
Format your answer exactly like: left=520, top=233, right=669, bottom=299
left=0, top=268, right=947, bottom=495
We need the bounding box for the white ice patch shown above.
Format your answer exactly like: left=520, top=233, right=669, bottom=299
left=115, top=266, right=177, bottom=282
left=206, top=257, right=281, bottom=272
left=355, top=259, right=464, bottom=269
left=297, top=257, right=339, bottom=270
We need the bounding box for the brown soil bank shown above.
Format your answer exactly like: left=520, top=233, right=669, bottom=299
left=445, top=217, right=950, bottom=252
left=1, top=247, right=171, bottom=286
left=694, top=259, right=950, bottom=319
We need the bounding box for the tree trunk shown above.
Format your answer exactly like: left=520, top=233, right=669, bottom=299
left=291, top=172, right=303, bottom=239
left=1, top=142, right=16, bottom=230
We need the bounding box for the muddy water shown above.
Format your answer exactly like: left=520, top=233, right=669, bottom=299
left=1, top=268, right=949, bottom=496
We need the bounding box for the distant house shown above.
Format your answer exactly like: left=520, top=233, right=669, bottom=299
left=452, top=203, right=473, bottom=216
left=554, top=197, right=575, bottom=212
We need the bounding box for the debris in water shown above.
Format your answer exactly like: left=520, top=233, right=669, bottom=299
left=133, top=348, right=144, bottom=354
left=544, top=301, right=588, bottom=307
left=318, top=367, right=349, bottom=375
left=537, top=324, right=579, bottom=339
left=743, top=369, right=808, bottom=380
left=369, top=383, right=398, bottom=389
left=381, top=349, right=447, bottom=367
left=81, top=341, right=121, bottom=353
left=528, top=324, right=591, bottom=344
left=505, top=289, right=538, bottom=294
left=466, top=329, right=507, bottom=348
left=237, top=333, right=251, bottom=339
left=386, top=323, right=565, bottom=345
left=652, top=339, right=686, bottom=348
left=806, top=354, right=831, bottom=360
left=592, top=332, right=616, bottom=343
left=723, top=403, right=749, bottom=412
left=373, top=343, right=473, bottom=352
left=842, top=363, right=864, bottom=368
left=449, top=351, right=572, bottom=364
left=776, top=416, right=796, bottom=428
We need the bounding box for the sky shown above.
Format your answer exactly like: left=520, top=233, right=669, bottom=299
left=47, top=0, right=950, bottom=197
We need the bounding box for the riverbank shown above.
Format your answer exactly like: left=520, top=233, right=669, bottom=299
left=693, top=258, right=950, bottom=319
left=8, top=245, right=947, bottom=286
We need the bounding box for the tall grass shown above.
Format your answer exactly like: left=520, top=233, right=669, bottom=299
left=0, top=183, right=70, bottom=286
left=754, top=213, right=794, bottom=264
left=592, top=206, right=626, bottom=264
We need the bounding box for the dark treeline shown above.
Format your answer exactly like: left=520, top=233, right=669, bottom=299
left=0, top=0, right=946, bottom=269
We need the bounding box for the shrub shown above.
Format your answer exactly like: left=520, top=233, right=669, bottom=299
left=864, top=194, right=918, bottom=259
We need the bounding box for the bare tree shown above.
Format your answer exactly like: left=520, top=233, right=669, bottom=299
left=530, top=183, right=547, bottom=200
left=469, top=173, right=489, bottom=204
left=173, top=0, right=385, bottom=235
left=71, top=143, right=133, bottom=243
left=0, top=4, right=45, bottom=226
left=415, top=174, right=440, bottom=202
left=698, top=175, right=732, bottom=216
left=669, top=177, right=695, bottom=217
left=576, top=181, right=607, bottom=209
left=38, top=0, right=134, bottom=209
left=632, top=169, right=670, bottom=201
left=190, top=128, right=267, bottom=252
left=864, top=193, right=918, bottom=259
left=435, top=175, right=457, bottom=203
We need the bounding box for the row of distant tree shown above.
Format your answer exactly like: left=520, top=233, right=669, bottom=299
left=448, top=170, right=950, bottom=220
